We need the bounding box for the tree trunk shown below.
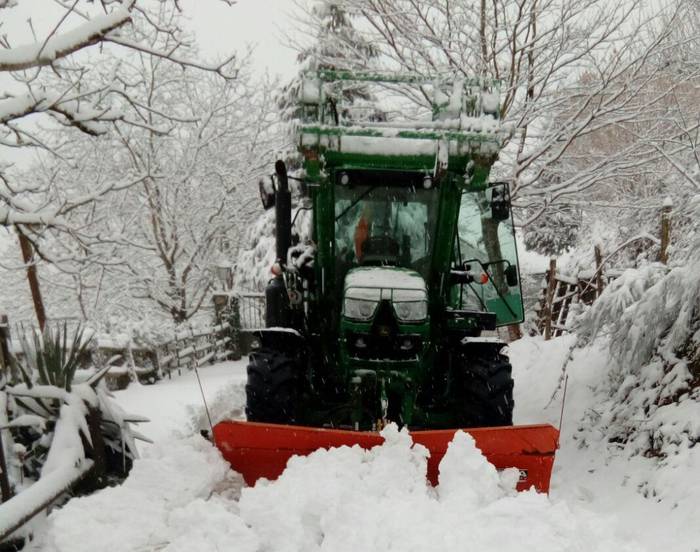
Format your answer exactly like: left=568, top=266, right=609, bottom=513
left=17, top=231, right=46, bottom=331
left=543, top=258, right=557, bottom=341
left=659, top=201, right=672, bottom=265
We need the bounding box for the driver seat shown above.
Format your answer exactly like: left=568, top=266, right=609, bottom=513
left=361, top=235, right=400, bottom=265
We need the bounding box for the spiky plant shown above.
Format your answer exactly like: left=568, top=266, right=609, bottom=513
left=6, top=324, right=144, bottom=484
left=15, top=323, right=92, bottom=392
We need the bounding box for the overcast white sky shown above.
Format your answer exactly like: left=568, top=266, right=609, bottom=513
left=181, top=0, right=301, bottom=80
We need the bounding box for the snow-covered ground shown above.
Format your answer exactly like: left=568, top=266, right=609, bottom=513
left=511, top=336, right=698, bottom=552
left=112, top=360, right=249, bottom=445
left=27, top=340, right=698, bottom=552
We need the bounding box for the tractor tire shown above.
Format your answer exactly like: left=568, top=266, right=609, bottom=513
left=458, top=350, right=514, bottom=427
left=245, top=348, right=300, bottom=424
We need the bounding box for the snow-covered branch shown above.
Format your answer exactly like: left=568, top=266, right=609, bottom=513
left=0, top=7, right=132, bottom=72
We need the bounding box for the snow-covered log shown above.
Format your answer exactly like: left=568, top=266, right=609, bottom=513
left=0, top=458, right=93, bottom=541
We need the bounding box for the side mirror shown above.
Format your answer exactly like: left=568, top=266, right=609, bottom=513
left=259, top=177, right=275, bottom=210
left=449, top=269, right=474, bottom=286
left=450, top=262, right=477, bottom=285
left=486, top=183, right=510, bottom=222
left=504, top=264, right=519, bottom=287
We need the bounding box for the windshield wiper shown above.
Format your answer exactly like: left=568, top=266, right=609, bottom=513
left=335, top=185, right=378, bottom=222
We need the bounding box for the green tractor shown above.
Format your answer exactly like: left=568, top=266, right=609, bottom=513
left=213, top=71, right=557, bottom=492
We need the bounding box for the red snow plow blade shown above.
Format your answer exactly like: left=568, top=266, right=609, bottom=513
left=213, top=421, right=559, bottom=493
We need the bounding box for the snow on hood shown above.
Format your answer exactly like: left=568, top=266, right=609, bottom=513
left=344, top=267, right=427, bottom=302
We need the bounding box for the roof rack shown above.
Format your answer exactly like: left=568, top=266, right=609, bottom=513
left=296, top=69, right=510, bottom=171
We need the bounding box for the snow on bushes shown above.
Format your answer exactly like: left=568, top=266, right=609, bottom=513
left=36, top=427, right=635, bottom=552
left=560, top=196, right=700, bottom=495
left=234, top=198, right=314, bottom=292
left=234, top=209, right=277, bottom=291
left=1, top=325, right=145, bottom=501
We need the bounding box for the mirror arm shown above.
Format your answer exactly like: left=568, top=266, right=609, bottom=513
left=461, top=258, right=519, bottom=319
left=291, top=206, right=312, bottom=228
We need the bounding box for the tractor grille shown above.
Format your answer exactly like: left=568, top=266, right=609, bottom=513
left=346, top=331, right=423, bottom=361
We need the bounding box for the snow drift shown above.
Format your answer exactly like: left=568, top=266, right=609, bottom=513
left=510, top=334, right=699, bottom=551
left=35, top=426, right=635, bottom=552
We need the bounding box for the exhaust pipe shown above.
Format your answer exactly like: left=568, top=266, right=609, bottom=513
left=274, top=160, right=292, bottom=264
left=266, top=160, right=292, bottom=328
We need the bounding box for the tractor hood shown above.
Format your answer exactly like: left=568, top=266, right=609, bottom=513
left=343, top=267, right=427, bottom=302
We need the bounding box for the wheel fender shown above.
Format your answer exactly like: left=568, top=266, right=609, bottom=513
left=254, top=328, right=305, bottom=356
left=459, top=336, right=507, bottom=356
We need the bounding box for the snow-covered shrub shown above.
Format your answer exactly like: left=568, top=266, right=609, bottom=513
left=576, top=264, right=668, bottom=364
left=523, top=204, right=581, bottom=256
left=573, top=196, right=700, bottom=472
left=578, top=197, right=700, bottom=371
left=234, top=200, right=314, bottom=292
left=1, top=326, right=144, bottom=490
left=233, top=210, right=277, bottom=292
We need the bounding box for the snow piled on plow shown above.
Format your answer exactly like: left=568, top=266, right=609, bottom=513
left=35, top=425, right=633, bottom=552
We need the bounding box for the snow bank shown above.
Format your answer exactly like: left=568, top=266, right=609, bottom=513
left=37, top=426, right=634, bottom=552
left=112, top=360, right=247, bottom=445
left=36, top=436, right=254, bottom=552
left=510, top=335, right=700, bottom=551
left=571, top=247, right=700, bottom=498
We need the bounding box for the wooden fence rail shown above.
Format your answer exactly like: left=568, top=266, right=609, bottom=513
left=0, top=291, right=269, bottom=392
left=535, top=254, right=623, bottom=339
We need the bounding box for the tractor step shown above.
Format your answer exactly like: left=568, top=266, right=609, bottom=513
left=213, top=421, right=559, bottom=493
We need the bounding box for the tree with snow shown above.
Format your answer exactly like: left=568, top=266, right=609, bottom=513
left=280, top=1, right=382, bottom=125
left=318, top=0, right=691, bottom=225
left=0, top=0, right=236, bottom=229
left=0, top=1, right=246, bottom=328
left=4, top=15, right=278, bottom=325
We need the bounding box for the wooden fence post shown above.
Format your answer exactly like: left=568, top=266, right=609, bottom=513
left=0, top=315, right=10, bottom=382
left=0, top=315, right=13, bottom=502
left=659, top=198, right=672, bottom=265
left=507, top=324, right=522, bottom=342
left=229, top=294, right=242, bottom=361
left=543, top=258, right=557, bottom=341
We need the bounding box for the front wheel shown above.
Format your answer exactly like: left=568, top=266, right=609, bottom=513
left=245, top=348, right=301, bottom=424
left=457, top=348, right=514, bottom=427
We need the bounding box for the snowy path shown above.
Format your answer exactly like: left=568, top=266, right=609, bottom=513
left=113, top=360, right=248, bottom=445
left=25, top=344, right=697, bottom=551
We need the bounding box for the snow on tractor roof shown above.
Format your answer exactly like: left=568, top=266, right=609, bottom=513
left=296, top=69, right=510, bottom=163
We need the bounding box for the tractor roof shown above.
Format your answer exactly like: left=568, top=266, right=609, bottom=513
left=296, top=69, right=510, bottom=186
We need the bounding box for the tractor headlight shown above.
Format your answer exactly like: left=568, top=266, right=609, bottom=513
left=393, top=300, right=428, bottom=322
left=343, top=297, right=379, bottom=321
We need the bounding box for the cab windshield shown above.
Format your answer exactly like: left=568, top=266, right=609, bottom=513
left=334, top=176, right=438, bottom=283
